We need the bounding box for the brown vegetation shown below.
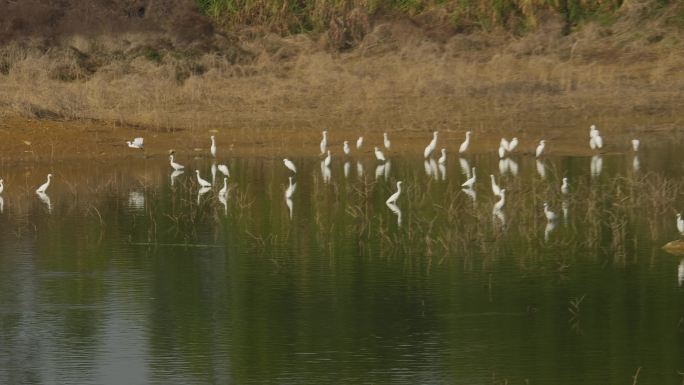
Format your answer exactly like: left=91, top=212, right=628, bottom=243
left=0, top=0, right=682, bottom=159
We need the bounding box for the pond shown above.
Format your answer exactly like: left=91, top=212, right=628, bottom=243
left=0, top=139, right=683, bottom=384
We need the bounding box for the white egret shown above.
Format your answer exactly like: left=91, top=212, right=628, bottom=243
left=324, top=150, right=332, bottom=167
left=320, top=130, right=328, bottom=155
left=493, top=189, right=506, bottom=212
left=383, top=132, right=391, bottom=149
left=219, top=192, right=228, bottom=215
left=36, top=191, right=51, bottom=213
left=590, top=124, right=598, bottom=138
left=459, top=131, right=471, bottom=154
left=543, top=202, right=557, bottom=222
left=461, top=167, right=476, bottom=188
left=424, top=159, right=433, bottom=177
left=561, top=177, right=569, bottom=194
left=195, top=170, right=211, bottom=188
left=283, top=158, right=297, bottom=174
left=500, top=138, right=510, bottom=151
left=386, top=181, right=402, bottom=205
left=632, top=139, right=640, bottom=152
left=424, top=131, right=438, bottom=158
left=677, top=213, right=684, bottom=235
left=36, top=174, right=52, bottom=194
left=343, top=141, right=350, bottom=156
left=387, top=201, right=402, bottom=227
left=217, top=164, right=230, bottom=177
left=374, top=146, right=386, bottom=162
left=169, top=155, right=184, bottom=171
left=535, top=140, right=546, bottom=157
left=493, top=209, right=506, bottom=228
left=126, top=137, right=144, bottom=149
left=285, top=176, right=296, bottom=199
left=593, top=133, right=603, bottom=149
left=356, top=136, right=363, bottom=149
left=219, top=177, right=228, bottom=196
left=490, top=174, right=501, bottom=197
left=438, top=148, right=447, bottom=164
left=508, top=137, right=519, bottom=152
left=0, top=178, right=3, bottom=194
left=210, top=135, right=217, bottom=157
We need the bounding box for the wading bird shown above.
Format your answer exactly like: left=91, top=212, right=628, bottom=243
left=490, top=174, right=501, bottom=197
left=459, top=131, right=471, bottom=154
left=508, top=137, right=519, bottom=153
left=283, top=158, right=296, bottom=174
left=438, top=148, right=447, bottom=164
left=424, top=131, right=438, bottom=158
left=561, top=177, right=569, bottom=195
left=127, top=137, right=144, bottom=149
left=535, top=140, right=546, bottom=157
left=320, top=131, right=328, bottom=155
left=462, top=167, right=476, bottom=188
left=217, top=164, right=230, bottom=177
left=195, top=170, right=211, bottom=188
left=543, top=202, right=557, bottom=222
left=356, top=136, right=363, bottom=150
left=210, top=135, right=217, bottom=157
left=632, top=139, right=640, bottom=152
left=36, top=174, right=52, bottom=194
left=386, top=181, right=402, bottom=205
left=169, top=155, right=184, bottom=171
left=383, top=132, right=391, bottom=149
left=374, top=146, right=386, bottom=162
left=343, top=141, right=350, bottom=156
left=493, top=189, right=506, bottom=212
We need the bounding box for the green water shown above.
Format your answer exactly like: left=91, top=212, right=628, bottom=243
left=0, top=144, right=683, bottom=384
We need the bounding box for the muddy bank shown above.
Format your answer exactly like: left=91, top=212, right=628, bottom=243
left=0, top=1, right=683, bottom=161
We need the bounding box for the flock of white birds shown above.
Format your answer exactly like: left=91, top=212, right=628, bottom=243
left=10, top=125, right=684, bottom=238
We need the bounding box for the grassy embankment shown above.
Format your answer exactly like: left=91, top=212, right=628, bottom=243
left=0, top=0, right=682, bottom=158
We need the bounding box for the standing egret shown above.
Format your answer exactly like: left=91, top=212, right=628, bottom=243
left=386, top=201, right=402, bottom=227
left=169, top=155, right=184, bottom=171
left=386, top=181, right=402, bottom=205
left=677, top=213, right=684, bottom=235
left=543, top=202, right=557, bottom=222
left=459, top=131, right=471, bottom=154
left=219, top=177, right=228, bottom=196
left=217, top=164, right=230, bottom=177
left=195, top=170, right=212, bottom=188
left=493, top=189, right=506, bottom=212
left=438, top=148, right=447, bottom=164
left=356, top=136, right=363, bottom=150
left=461, top=167, right=476, bottom=188
left=210, top=135, right=217, bottom=157
left=590, top=124, right=599, bottom=139
left=424, top=131, right=438, bottom=158
left=320, top=130, right=328, bottom=155
left=561, top=177, right=569, bottom=195
left=632, top=139, right=640, bottom=152
left=374, top=146, right=386, bottom=162
left=507, top=137, right=519, bottom=152
left=0, top=178, right=3, bottom=194
left=593, top=133, right=603, bottom=149
left=283, top=158, right=297, bottom=174
left=500, top=138, right=510, bottom=153
left=383, top=132, right=391, bottom=150
left=343, top=141, right=350, bottom=156
left=36, top=191, right=51, bottom=213
left=36, top=174, right=52, bottom=194
left=126, top=137, right=144, bottom=149
left=535, top=140, right=546, bottom=157
left=498, top=144, right=506, bottom=159
left=490, top=174, right=501, bottom=197
left=324, top=150, right=332, bottom=167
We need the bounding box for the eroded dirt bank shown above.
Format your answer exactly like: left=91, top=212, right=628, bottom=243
left=0, top=0, right=682, bottom=160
